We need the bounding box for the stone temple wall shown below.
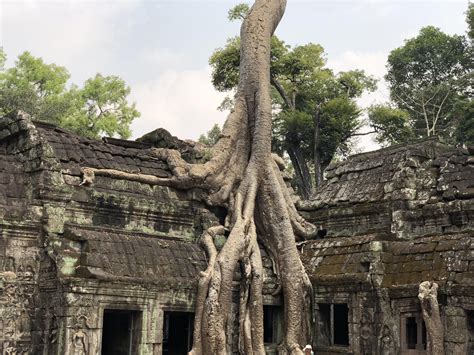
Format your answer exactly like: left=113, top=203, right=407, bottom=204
left=0, top=113, right=280, bottom=354
left=1, top=112, right=473, bottom=354
left=299, top=139, right=474, bottom=354
left=0, top=113, right=213, bottom=354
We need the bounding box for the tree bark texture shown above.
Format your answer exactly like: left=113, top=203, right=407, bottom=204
left=418, top=281, right=445, bottom=355
left=80, top=1, right=316, bottom=354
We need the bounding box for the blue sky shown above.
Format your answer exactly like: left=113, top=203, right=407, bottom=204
left=1, top=0, right=470, bottom=151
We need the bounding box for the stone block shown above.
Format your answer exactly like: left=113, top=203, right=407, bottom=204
left=444, top=314, right=467, bottom=343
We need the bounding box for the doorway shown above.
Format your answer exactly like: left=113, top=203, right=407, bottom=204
left=162, top=311, right=194, bottom=355
left=101, top=309, right=141, bottom=355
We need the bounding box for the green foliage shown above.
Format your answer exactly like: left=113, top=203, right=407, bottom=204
left=208, top=4, right=377, bottom=193
left=467, top=2, right=474, bottom=41
left=387, top=26, right=469, bottom=90
left=0, top=48, right=6, bottom=71
left=228, top=3, right=250, bottom=22
left=453, top=99, right=474, bottom=146
left=0, top=51, right=70, bottom=122
left=0, top=51, right=139, bottom=139
left=368, top=104, right=414, bottom=146
left=273, top=110, right=313, bottom=156
left=319, top=97, right=361, bottom=162
left=209, top=37, right=241, bottom=92
left=198, top=123, right=222, bottom=146
left=380, top=26, right=472, bottom=143
left=209, top=36, right=290, bottom=93
left=62, top=74, right=138, bottom=139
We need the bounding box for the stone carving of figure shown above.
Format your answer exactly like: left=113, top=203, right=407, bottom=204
left=24, top=265, right=34, bottom=281
left=72, top=330, right=88, bottom=355
left=19, top=309, right=31, bottom=335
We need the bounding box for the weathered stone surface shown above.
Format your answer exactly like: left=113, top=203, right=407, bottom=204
left=1, top=114, right=473, bottom=355
left=299, top=138, right=473, bottom=354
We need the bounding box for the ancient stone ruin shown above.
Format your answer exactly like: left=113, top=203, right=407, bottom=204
left=0, top=112, right=473, bottom=354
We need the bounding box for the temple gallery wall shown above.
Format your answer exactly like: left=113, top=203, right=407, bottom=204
left=0, top=112, right=473, bottom=354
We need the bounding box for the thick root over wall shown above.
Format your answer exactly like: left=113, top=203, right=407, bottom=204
left=418, top=282, right=445, bottom=355
left=80, top=0, right=315, bottom=354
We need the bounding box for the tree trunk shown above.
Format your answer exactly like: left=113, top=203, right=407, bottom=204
left=418, top=281, right=445, bottom=355
left=79, top=1, right=315, bottom=354
left=313, top=106, right=323, bottom=188
left=287, top=144, right=312, bottom=199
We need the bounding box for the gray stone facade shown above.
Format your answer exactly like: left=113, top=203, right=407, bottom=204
left=0, top=112, right=473, bottom=354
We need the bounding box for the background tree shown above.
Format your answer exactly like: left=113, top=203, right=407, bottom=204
left=0, top=50, right=139, bottom=139
left=369, top=17, right=473, bottom=146
left=467, top=2, right=474, bottom=42
left=368, top=104, right=414, bottom=145
left=198, top=123, right=222, bottom=146
left=209, top=4, right=376, bottom=198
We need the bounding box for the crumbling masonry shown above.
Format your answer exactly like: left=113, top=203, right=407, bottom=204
left=0, top=112, right=473, bottom=354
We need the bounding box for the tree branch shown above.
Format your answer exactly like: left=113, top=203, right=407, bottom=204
left=351, top=130, right=376, bottom=136
left=432, top=87, right=452, bottom=135
left=271, top=75, right=294, bottom=110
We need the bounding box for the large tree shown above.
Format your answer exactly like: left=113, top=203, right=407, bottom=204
left=0, top=50, right=139, bottom=139
left=80, top=1, right=316, bottom=353
left=369, top=24, right=472, bottom=146
left=209, top=5, right=376, bottom=198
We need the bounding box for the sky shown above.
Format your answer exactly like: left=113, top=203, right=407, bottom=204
left=1, top=0, right=470, bottom=152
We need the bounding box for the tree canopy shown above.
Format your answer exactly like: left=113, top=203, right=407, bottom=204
left=0, top=50, right=139, bottom=139
left=209, top=5, right=376, bottom=198
left=369, top=15, right=473, bottom=147
left=467, top=2, right=474, bottom=42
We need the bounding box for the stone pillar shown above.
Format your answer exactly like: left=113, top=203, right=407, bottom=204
left=444, top=306, right=468, bottom=354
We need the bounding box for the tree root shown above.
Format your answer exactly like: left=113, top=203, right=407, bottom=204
left=78, top=1, right=316, bottom=354
left=418, top=281, right=445, bottom=355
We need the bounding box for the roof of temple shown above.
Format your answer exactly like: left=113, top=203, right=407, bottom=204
left=299, top=139, right=473, bottom=293
left=301, top=138, right=473, bottom=210
left=58, top=225, right=208, bottom=286
left=35, top=121, right=180, bottom=178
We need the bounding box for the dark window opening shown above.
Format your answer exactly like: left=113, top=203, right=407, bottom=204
left=163, top=311, right=194, bottom=355
left=421, top=321, right=427, bottom=350
left=406, top=317, right=417, bottom=349
left=317, top=228, right=327, bottom=238
left=334, top=304, right=349, bottom=346
left=263, top=305, right=283, bottom=344
left=101, top=310, right=141, bottom=355
left=467, top=310, right=474, bottom=354
left=317, top=303, right=349, bottom=348
left=401, top=313, right=426, bottom=352
left=360, top=262, right=370, bottom=272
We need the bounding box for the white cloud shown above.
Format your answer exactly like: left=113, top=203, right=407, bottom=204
left=139, top=47, right=186, bottom=71
left=328, top=50, right=387, bottom=78
left=130, top=66, right=227, bottom=140
left=1, top=0, right=139, bottom=82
